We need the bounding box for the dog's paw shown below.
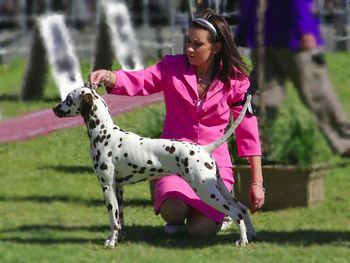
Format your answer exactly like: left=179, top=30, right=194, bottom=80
left=235, top=238, right=249, bottom=246
left=104, top=236, right=118, bottom=248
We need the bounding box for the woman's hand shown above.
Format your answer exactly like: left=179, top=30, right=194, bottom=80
left=249, top=183, right=265, bottom=213
left=89, top=69, right=116, bottom=89
left=248, top=156, right=265, bottom=213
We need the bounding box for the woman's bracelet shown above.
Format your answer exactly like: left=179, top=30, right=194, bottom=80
left=251, top=182, right=265, bottom=192
left=104, top=70, right=113, bottom=87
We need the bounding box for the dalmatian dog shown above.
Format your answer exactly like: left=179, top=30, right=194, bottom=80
left=52, top=86, right=257, bottom=247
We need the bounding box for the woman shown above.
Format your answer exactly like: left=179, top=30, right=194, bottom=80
left=90, top=9, right=264, bottom=236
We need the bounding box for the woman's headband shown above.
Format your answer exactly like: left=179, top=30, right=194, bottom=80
left=193, top=18, right=218, bottom=39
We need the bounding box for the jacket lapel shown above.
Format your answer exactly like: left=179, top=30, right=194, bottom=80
left=183, top=62, right=199, bottom=99
left=205, top=76, right=226, bottom=101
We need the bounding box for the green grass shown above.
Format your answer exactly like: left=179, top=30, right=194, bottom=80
left=1, top=54, right=350, bottom=262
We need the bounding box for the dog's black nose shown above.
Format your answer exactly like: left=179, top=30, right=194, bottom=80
left=52, top=105, right=64, bottom=117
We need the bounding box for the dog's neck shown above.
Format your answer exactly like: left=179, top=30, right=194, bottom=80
left=85, top=95, right=117, bottom=138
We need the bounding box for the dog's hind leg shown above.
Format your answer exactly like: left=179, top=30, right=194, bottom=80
left=193, top=179, right=249, bottom=246
left=215, top=171, right=257, bottom=240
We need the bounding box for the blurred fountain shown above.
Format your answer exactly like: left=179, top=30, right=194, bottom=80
left=22, top=14, right=84, bottom=100
left=93, top=0, right=143, bottom=71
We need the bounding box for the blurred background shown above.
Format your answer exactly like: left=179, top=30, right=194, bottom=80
left=1, top=0, right=349, bottom=64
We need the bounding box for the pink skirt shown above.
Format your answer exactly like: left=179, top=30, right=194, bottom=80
left=153, top=167, right=234, bottom=223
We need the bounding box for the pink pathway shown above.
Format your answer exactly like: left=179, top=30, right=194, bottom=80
left=0, top=93, right=164, bottom=143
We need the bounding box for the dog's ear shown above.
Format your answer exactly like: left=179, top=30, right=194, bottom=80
left=80, top=93, right=94, bottom=121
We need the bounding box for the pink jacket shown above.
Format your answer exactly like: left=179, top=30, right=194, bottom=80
left=108, top=55, right=261, bottom=167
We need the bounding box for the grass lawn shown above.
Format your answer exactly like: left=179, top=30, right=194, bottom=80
left=0, top=54, right=350, bottom=262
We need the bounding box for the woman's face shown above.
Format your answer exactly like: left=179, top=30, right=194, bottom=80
left=186, top=27, right=220, bottom=68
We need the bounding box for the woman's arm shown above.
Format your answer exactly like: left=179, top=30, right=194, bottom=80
left=89, top=59, right=166, bottom=96
left=248, top=155, right=265, bottom=213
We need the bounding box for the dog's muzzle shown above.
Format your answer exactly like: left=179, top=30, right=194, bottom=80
left=52, top=105, right=65, bottom=118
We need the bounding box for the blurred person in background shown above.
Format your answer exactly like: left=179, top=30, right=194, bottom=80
left=235, top=0, right=350, bottom=157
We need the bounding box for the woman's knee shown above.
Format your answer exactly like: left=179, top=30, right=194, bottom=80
left=159, top=198, right=190, bottom=224
left=186, top=210, right=221, bottom=236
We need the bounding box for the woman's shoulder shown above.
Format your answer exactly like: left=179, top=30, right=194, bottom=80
left=227, top=70, right=250, bottom=101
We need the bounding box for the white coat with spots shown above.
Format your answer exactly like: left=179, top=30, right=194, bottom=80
left=53, top=86, right=256, bottom=247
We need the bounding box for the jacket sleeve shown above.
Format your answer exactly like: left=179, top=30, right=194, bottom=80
left=107, top=59, right=165, bottom=96
left=229, top=76, right=262, bottom=157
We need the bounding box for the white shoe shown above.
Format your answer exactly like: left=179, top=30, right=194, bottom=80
left=164, top=223, right=186, bottom=234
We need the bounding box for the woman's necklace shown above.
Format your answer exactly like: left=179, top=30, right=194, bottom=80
left=197, top=77, right=211, bottom=101
left=196, top=64, right=214, bottom=100
left=197, top=77, right=211, bottom=87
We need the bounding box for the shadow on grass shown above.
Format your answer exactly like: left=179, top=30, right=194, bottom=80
left=258, top=230, right=350, bottom=246
left=39, top=165, right=94, bottom=174
left=0, top=194, right=103, bottom=206
left=0, top=194, right=151, bottom=208
left=0, top=224, right=232, bottom=248
left=1, top=224, right=349, bottom=248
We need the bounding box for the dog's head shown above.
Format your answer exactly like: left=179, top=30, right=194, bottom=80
left=52, top=86, right=95, bottom=120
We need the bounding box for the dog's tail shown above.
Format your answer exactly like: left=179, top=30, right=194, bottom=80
left=204, top=94, right=252, bottom=153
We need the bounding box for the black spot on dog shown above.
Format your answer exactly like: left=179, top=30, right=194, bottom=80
left=204, top=162, right=213, bottom=169
left=165, top=145, right=176, bottom=154
left=182, top=158, right=189, bottom=167
left=100, top=162, right=108, bottom=170
left=124, top=153, right=128, bottom=158
left=147, top=160, right=153, bottom=165
left=210, top=194, right=216, bottom=199
left=223, top=204, right=229, bottom=210
left=89, top=119, right=97, bottom=129
left=238, top=214, right=243, bottom=220
left=190, top=150, right=195, bottom=155
left=108, top=151, right=112, bottom=157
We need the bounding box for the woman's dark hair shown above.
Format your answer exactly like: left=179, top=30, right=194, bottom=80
left=191, top=9, right=249, bottom=85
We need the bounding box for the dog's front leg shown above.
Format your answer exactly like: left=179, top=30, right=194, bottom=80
left=114, top=183, right=124, bottom=241
left=100, top=172, right=120, bottom=247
